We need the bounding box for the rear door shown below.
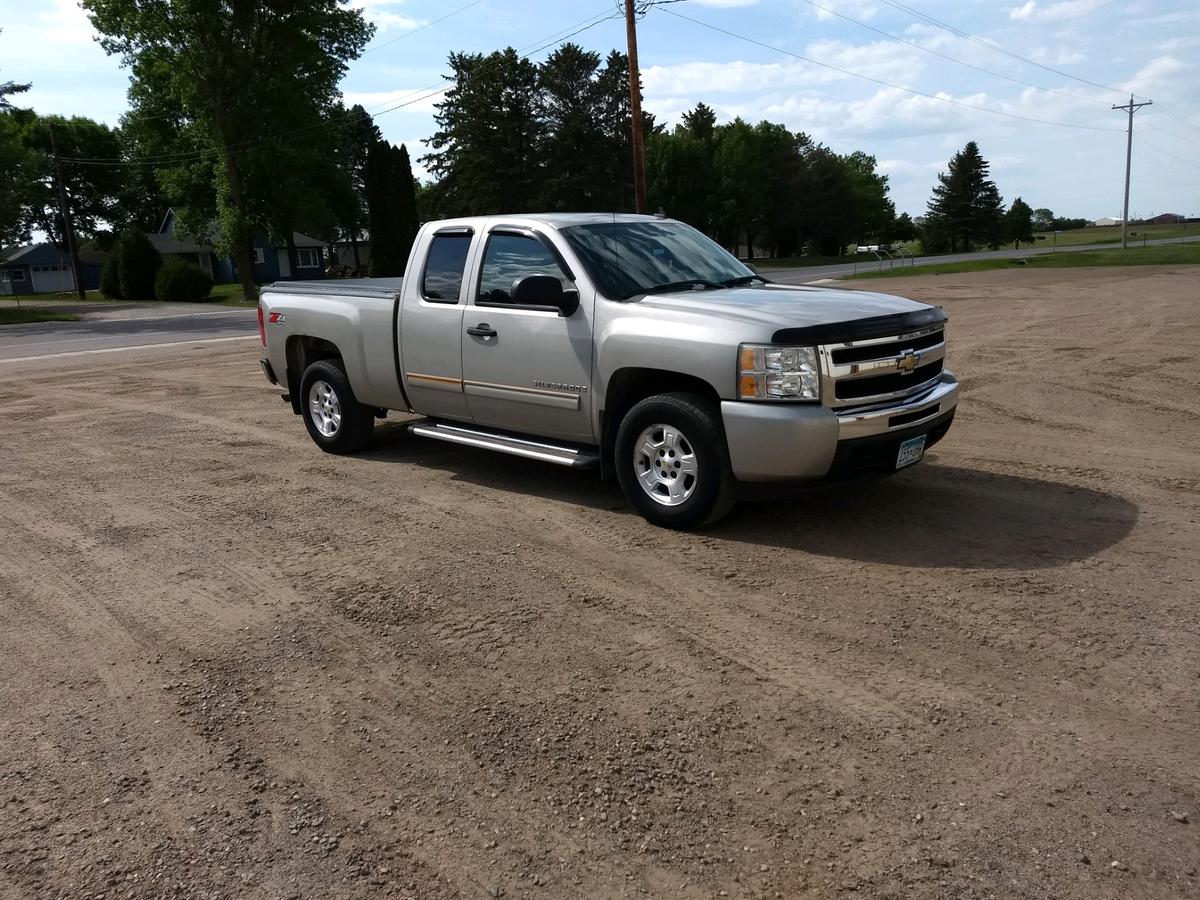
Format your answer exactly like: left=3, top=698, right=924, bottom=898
left=460, top=225, right=595, bottom=443
left=398, top=225, right=477, bottom=422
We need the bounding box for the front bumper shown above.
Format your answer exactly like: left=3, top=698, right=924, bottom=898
left=721, top=372, right=959, bottom=482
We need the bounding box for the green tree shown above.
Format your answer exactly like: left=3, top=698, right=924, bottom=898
left=646, top=127, right=712, bottom=229
left=925, top=141, right=1004, bottom=252
left=681, top=102, right=717, bottom=145
left=1, top=112, right=124, bottom=246
left=593, top=50, right=660, bottom=211
left=328, top=103, right=380, bottom=269
left=711, top=118, right=768, bottom=253
left=843, top=151, right=895, bottom=247
left=83, top=0, right=374, bottom=301
left=538, top=43, right=607, bottom=211
left=890, top=212, right=917, bottom=243
left=366, top=140, right=419, bottom=277
left=1031, top=207, right=1054, bottom=231
left=1004, top=196, right=1034, bottom=249
left=424, top=48, right=543, bottom=215
left=116, top=229, right=161, bottom=301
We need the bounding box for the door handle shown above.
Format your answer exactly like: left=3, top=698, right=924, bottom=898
left=467, top=323, right=497, bottom=338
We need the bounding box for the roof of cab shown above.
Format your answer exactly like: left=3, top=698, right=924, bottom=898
left=427, top=213, right=671, bottom=231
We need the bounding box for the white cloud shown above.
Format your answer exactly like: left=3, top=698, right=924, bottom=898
left=1030, top=45, right=1087, bottom=65
left=1008, top=0, right=1107, bottom=23
left=348, top=0, right=426, bottom=32
left=805, top=0, right=878, bottom=23
left=642, top=41, right=922, bottom=96
left=39, top=0, right=97, bottom=44
left=1118, top=55, right=1184, bottom=94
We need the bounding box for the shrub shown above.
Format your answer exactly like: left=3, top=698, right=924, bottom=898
left=155, top=257, right=213, bottom=302
left=117, top=230, right=162, bottom=301
left=99, top=255, right=122, bottom=299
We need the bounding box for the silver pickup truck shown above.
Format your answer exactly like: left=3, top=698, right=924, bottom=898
left=258, top=213, right=958, bottom=528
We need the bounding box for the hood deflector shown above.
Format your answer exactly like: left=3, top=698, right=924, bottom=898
left=773, top=306, right=947, bottom=345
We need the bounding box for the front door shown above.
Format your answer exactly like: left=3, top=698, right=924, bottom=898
left=461, top=228, right=594, bottom=443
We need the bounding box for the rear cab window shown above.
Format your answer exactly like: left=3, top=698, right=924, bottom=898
left=421, top=232, right=473, bottom=303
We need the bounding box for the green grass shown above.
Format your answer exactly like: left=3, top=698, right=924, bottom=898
left=752, top=254, right=862, bottom=269
left=1032, top=221, right=1200, bottom=248
left=846, top=243, right=1200, bottom=279
left=0, top=308, right=80, bottom=325
left=209, top=283, right=259, bottom=306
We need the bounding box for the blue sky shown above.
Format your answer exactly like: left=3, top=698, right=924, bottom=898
left=3, top=0, right=1198, bottom=219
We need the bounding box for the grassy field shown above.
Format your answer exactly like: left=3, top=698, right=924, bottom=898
left=1033, top=221, right=1200, bottom=247
left=0, top=308, right=80, bottom=325
left=847, top=243, right=1200, bottom=279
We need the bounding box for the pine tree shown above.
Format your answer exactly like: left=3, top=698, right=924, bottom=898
left=925, top=141, right=1004, bottom=252
left=538, top=44, right=605, bottom=211
left=423, top=48, right=542, bottom=214
left=1004, top=196, right=1034, bottom=249
left=393, top=143, right=420, bottom=271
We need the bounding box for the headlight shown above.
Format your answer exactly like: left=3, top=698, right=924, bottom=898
left=738, top=344, right=820, bottom=401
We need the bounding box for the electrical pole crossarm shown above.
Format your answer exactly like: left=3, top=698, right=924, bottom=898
left=1112, top=94, right=1152, bottom=251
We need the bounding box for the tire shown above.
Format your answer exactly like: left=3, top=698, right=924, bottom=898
left=299, top=360, right=374, bottom=454
left=615, top=392, right=736, bottom=530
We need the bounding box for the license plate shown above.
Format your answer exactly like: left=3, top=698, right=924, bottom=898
left=896, top=435, right=927, bottom=470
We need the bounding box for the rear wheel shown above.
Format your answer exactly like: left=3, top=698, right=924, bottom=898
left=615, top=392, right=736, bottom=529
left=299, top=360, right=373, bottom=453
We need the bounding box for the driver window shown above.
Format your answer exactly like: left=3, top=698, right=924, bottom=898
left=477, top=233, right=566, bottom=304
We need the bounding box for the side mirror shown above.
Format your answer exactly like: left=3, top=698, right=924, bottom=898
left=511, top=274, right=579, bottom=317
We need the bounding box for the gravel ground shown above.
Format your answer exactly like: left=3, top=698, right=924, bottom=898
left=0, top=265, right=1197, bottom=899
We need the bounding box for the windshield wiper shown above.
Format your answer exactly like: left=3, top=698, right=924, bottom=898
left=634, top=279, right=722, bottom=298
left=719, top=274, right=769, bottom=287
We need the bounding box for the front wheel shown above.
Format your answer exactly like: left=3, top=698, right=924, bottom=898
left=299, top=360, right=374, bottom=453
left=615, top=392, right=736, bottom=530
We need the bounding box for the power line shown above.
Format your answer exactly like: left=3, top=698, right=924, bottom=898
left=873, top=0, right=1139, bottom=101
left=58, top=7, right=622, bottom=168
left=360, top=0, right=488, bottom=56
left=659, top=7, right=1123, bottom=134
left=795, top=0, right=1114, bottom=109
left=1151, top=105, right=1200, bottom=136
left=1136, top=135, right=1200, bottom=173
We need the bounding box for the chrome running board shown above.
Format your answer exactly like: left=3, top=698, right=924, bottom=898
left=408, top=421, right=600, bottom=469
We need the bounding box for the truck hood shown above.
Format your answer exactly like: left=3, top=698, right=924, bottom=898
left=632, top=282, right=933, bottom=334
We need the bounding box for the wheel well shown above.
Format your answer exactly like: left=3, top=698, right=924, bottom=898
left=600, top=368, right=722, bottom=474
left=285, top=335, right=343, bottom=414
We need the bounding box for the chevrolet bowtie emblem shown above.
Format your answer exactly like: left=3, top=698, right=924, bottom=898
left=896, top=351, right=920, bottom=373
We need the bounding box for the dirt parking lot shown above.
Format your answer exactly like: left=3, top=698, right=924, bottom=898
left=1, top=265, right=1198, bottom=899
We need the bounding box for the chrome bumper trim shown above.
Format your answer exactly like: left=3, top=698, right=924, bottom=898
left=835, top=373, right=959, bottom=440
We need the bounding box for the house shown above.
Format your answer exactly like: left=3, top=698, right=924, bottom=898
left=331, top=231, right=372, bottom=271
left=1144, top=212, right=1185, bottom=225
left=0, top=244, right=102, bottom=295
left=153, top=209, right=328, bottom=284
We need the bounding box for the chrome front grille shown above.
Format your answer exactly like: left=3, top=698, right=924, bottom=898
left=819, top=325, right=947, bottom=409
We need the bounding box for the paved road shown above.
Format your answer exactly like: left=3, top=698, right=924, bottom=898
left=0, top=307, right=257, bottom=363
left=1, top=232, right=1194, bottom=359
left=764, top=234, right=1200, bottom=284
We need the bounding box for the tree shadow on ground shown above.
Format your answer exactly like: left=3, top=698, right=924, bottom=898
left=364, top=423, right=1138, bottom=570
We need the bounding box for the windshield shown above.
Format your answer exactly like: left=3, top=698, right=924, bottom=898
left=561, top=221, right=759, bottom=300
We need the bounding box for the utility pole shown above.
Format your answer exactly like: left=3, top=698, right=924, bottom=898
left=48, top=123, right=86, bottom=301
left=1112, top=94, right=1152, bottom=251
left=622, top=0, right=648, bottom=214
